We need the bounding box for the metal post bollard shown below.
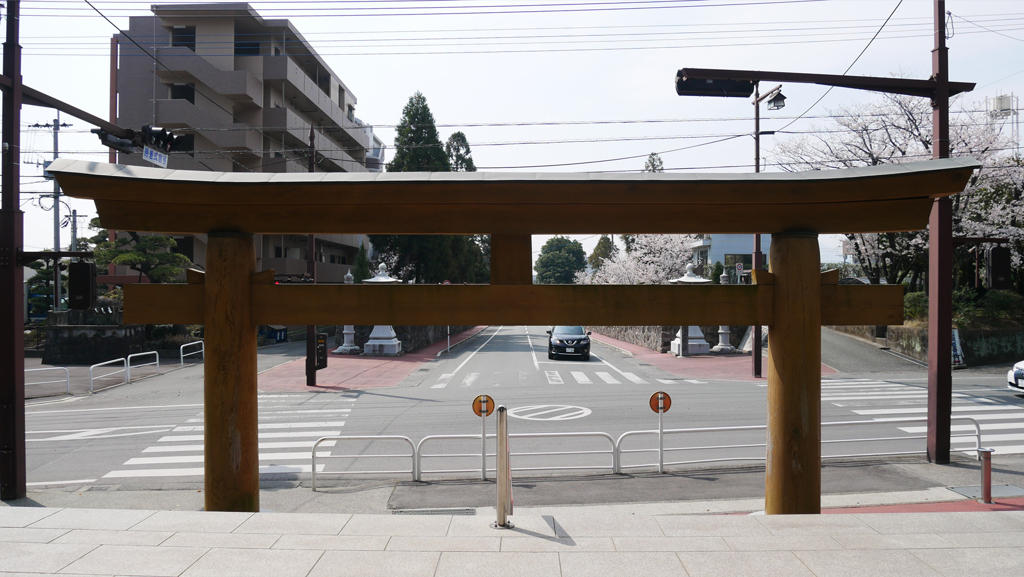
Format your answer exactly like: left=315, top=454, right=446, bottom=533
left=979, top=448, right=994, bottom=504
left=492, top=405, right=514, bottom=529
left=481, top=397, right=488, bottom=481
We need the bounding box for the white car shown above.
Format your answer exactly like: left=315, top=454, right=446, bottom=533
left=1009, top=360, right=1024, bottom=392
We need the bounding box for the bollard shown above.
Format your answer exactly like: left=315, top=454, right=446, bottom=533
left=492, top=405, right=514, bottom=529
left=979, top=448, right=994, bottom=504
left=658, top=393, right=665, bottom=474
left=481, top=396, right=488, bottom=481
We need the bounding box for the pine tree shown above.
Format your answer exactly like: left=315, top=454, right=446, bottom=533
left=88, top=218, right=192, bottom=283
left=386, top=92, right=450, bottom=172
left=445, top=131, right=477, bottom=172
left=642, top=152, right=664, bottom=173
left=587, top=235, right=615, bottom=271
left=352, top=242, right=371, bottom=283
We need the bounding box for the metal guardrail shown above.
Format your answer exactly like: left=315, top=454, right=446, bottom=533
left=89, top=358, right=126, bottom=393
left=310, top=417, right=983, bottom=483
left=311, top=435, right=415, bottom=490
left=25, top=367, right=70, bottom=394
left=126, top=351, right=160, bottom=382
left=180, top=340, right=204, bottom=368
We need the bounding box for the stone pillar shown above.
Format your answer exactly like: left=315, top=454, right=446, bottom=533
left=765, top=232, right=821, bottom=515
left=204, top=233, right=259, bottom=512
left=711, top=273, right=737, bottom=353
left=333, top=270, right=360, bottom=354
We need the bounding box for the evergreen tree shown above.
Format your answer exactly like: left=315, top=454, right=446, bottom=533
left=88, top=218, right=192, bottom=283
left=534, top=236, right=586, bottom=284
left=25, top=256, right=65, bottom=316
left=352, top=242, right=371, bottom=283
left=587, top=235, right=615, bottom=271
left=620, top=234, right=637, bottom=253
left=643, top=152, right=664, bottom=173
left=386, top=92, right=450, bottom=172
left=445, top=131, right=477, bottom=172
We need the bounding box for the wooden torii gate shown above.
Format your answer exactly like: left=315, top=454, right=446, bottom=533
left=49, top=157, right=979, bottom=515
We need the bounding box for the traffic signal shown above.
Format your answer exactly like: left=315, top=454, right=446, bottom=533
left=675, top=72, right=755, bottom=98
left=986, top=246, right=1012, bottom=290
left=91, top=128, right=135, bottom=154
left=141, top=124, right=176, bottom=153
left=67, top=261, right=96, bottom=311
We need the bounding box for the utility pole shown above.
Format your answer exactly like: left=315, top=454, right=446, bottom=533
left=0, top=0, right=25, bottom=501
left=30, top=116, right=72, bottom=311
left=306, top=126, right=317, bottom=387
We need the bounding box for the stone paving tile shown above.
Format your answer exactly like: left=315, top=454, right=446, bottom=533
left=130, top=510, right=252, bottom=533
left=757, top=514, right=876, bottom=536
left=656, top=515, right=772, bottom=537
left=180, top=547, right=324, bottom=577
left=60, top=544, right=208, bottom=577
left=0, top=526, right=69, bottom=543
left=340, top=514, right=451, bottom=536
left=723, top=535, right=844, bottom=551
left=386, top=536, right=500, bottom=552
left=162, top=531, right=281, bottom=549
left=500, top=536, right=616, bottom=552
left=233, top=512, right=351, bottom=535
left=545, top=512, right=664, bottom=537
left=29, top=508, right=156, bottom=531
left=831, top=533, right=955, bottom=550
left=852, top=513, right=986, bottom=535
left=937, top=531, right=1024, bottom=548
left=0, top=506, right=61, bottom=528
left=271, top=534, right=389, bottom=550
left=53, top=529, right=173, bottom=546
left=910, top=547, right=1024, bottom=577
left=612, top=536, right=730, bottom=552
left=308, top=551, right=441, bottom=577
left=0, top=542, right=97, bottom=574
left=955, top=511, right=1024, bottom=532
left=434, top=551, right=560, bottom=577
left=677, top=551, right=815, bottom=577
left=446, top=515, right=554, bottom=538
left=560, top=551, right=687, bottom=577
left=794, top=549, right=943, bottom=577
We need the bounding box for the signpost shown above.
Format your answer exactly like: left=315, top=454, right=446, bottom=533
left=473, top=395, right=494, bottom=480
left=650, top=392, right=672, bottom=473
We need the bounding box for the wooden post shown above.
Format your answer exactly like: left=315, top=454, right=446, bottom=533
left=204, top=233, right=259, bottom=512
left=490, top=234, right=532, bottom=285
left=765, top=232, right=821, bottom=514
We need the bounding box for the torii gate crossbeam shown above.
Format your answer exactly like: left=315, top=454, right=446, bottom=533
left=49, top=157, right=979, bottom=515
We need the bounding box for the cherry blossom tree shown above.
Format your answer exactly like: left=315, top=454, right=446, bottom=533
left=575, top=234, right=698, bottom=285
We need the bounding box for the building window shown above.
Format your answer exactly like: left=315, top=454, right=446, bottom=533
left=341, top=256, right=347, bottom=265
left=234, top=40, right=260, bottom=56
left=274, top=47, right=281, bottom=56
left=170, top=26, right=196, bottom=52
left=347, top=105, right=355, bottom=122
left=329, top=255, right=336, bottom=264
left=169, top=83, right=195, bottom=104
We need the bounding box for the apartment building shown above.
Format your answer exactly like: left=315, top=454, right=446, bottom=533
left=110, top=3, right=380, bottom=283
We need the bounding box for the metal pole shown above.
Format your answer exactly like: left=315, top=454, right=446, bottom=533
left=0, top=0, right=27, bottom=502
left=927, top=0, right=953, bottom=464
left=71, top=210, right=77, bottom=255
left=493, top=405, right=513, bottom=529
left=979, top=448, right=993, bottom=504
left=305, top=126, right=316, bottom=387
left=658, top=394, right=665, bottom=474
left=752, top=83, right=763, bottom=378
left=53, top=115, right=61, bottom=311
left=481, top=397, right=487, bottom=481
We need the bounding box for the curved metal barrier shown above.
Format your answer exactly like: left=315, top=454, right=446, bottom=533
left=89, top=358, right=126, bottom=393
left=127, top=351, right=160, bottom=382
left=311, top=435, right=416, bottom=490
left=25, top=367, right=71, bottom=394
left=180, top=341, right=204, bottom=368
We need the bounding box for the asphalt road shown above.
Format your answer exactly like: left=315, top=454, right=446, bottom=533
left=21, top=326, right=1024, bottom=508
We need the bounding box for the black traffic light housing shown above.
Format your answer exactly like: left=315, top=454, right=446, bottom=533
left=67, top=261, right=97, bottom=311
left=141, top=124, right=176, bottom=153
left=986, top=246, right=1012, bottom=290
left=91, top=128, right=135, bottom=154
left=675, top=72, right=756, bottom=98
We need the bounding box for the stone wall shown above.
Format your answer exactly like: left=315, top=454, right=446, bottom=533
left=586, top=326, right=677, bottom=353
left=43, top=308, right=146, bottom=365
left=883, top=326, right=1024, bottom=366
left=827, top=325, right=887, bottom=341
left=345, top=325, right=476, bottom=354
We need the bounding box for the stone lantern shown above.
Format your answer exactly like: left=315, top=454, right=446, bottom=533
left=332, top=270, right=361, bottom=355
left=710, top=271, right=737, bottom=354
left=361, top=263, right=403, bottom=356
left=668, top=263, right=712, bottom=356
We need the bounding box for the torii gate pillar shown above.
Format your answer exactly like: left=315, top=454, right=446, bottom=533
left=766, top=232, right=821, bottom=514
left=204, top=232, right=260, bottom=512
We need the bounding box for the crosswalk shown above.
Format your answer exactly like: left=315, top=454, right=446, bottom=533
left=100, top=394, right=358, bottom=480
left=429, top=368, right=673, bottom=388
left=821, top=378, right=1024, bottom=456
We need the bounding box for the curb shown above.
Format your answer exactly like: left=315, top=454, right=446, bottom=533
left=588, top=334, right=635, bottom=358
left=436, top=326, right=490, bottom=357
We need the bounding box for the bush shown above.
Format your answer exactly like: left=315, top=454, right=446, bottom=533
left=980, top=290, right=1024, bottom=320
left=952, top=286, right=980, bottom=326
left=904, top=291, right=928, bottom=320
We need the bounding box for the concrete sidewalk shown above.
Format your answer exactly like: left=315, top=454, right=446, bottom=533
left=2, top=498, right=1022, bottom=576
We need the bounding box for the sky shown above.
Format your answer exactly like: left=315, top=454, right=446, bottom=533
left=11, top=0, right=1024, bottom=267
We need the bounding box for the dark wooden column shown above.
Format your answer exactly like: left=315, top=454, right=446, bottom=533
left=204, top=232, right=259, bottom=512
left=765, top=232, right=821, bottom=514
left=491, top=234, right=533, bottom=285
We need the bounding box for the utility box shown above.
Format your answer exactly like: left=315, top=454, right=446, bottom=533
left=315, top=332, right=328, bottom=370
left=986, top=246, right=1012, bottom=290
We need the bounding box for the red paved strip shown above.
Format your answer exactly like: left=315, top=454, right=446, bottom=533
left=823, top=497, right=1024, bottom=514
left=590, top=331, right=837, bottom=382
left=258, top=326, right=488, bottom=393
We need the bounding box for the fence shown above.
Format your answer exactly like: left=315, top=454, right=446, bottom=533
left=310, top=417, right=981, bottom=486
left=126, top=351, right=160, bottom=382
left=180, top=341, right=204, bottom=368
left=89, top=358, right=126, bottom=393
left=25, top=367, right=70, bottom=394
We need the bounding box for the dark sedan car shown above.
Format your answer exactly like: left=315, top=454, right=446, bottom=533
left=547, top=326, right=591, bottom=361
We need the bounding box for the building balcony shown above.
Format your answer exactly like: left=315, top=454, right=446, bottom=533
left=155, top=99, right=262, bottom=152
left=153, top=46, right=262, bottom=107
left=263, top=107, right=365, bottom=172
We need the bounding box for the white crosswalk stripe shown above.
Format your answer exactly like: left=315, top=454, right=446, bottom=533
left=461, top=373, right=480, bottom=387
left=545, top=371, right=564, bottom=385
left=571, top=372, right=592, bottom=384
left=595, top=372, right=620, bottom=385
left=621, top=372, right=647, bottom=385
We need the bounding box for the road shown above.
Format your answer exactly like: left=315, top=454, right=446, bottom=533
left=21, top=326, right=1024, bottom=495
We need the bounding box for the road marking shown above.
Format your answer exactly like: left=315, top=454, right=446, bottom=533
left=27, top=426, right=176, bottom=442
left=545, top=371, right=564, bottom=385
left=853, top=405, right=1019, bottom=415
left=158, top=430, right=342, bottom=442
left=102, top=464, right=325, bottom=478
left=826, top=393, right=967, bottom=401
left=26, top=479, right=96, bottom=486
left=124, top=452, right=332, bottom=466
left=143, top=440, right=336, bottom=453
left=571, top=372, right=592, bottom=384
left=27, top=403, right=205, bottom=415
left=950, top=432, right=1024, bottom=443
left=901, top=422, right=1024, bottom=434
left=508, top=405, right=592, bottom=421
left=821, top=384, right=911, bottom=389
left=257, top=409, right=351, bottom=415
left=684, top=379, right=705, bottom=384
left=621, top=373, right=647, bottom=385
left=431, top=374, right=454, bottom=389
left=657, top=379, right=677, bottom=385
left=172, top=421, right=346, bottom=432
left=433, top=325, right=505, bottom=387
left=595, top=372, right=620, bottom=385
left=874, top=413, right=1024, bottom=423
left=461, top=373, right=480, bottom=387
